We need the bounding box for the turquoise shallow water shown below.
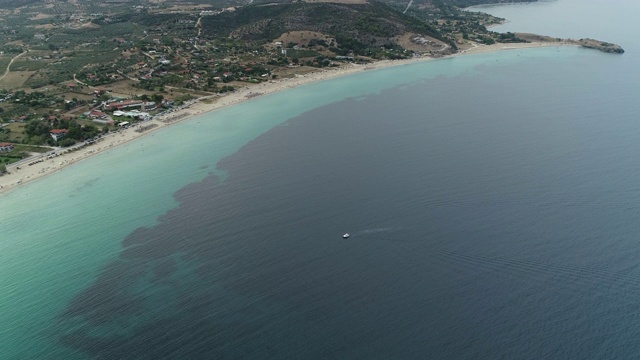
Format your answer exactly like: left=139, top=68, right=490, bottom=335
left=0, top=49, right=538, bottom=360
left=2, top=1, right=639, bottom=358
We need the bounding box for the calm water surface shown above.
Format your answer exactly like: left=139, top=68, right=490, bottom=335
left=1, top=0, right=640, bottom=358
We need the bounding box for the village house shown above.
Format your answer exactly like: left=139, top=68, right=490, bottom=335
left=92, top=118, right=115, bottom=125
left=130, top=62, right=147, bottom=71
left=114, top=110, right=151, bottom=120
left=50, top=129, right=69, bottom=142
left=0, top=142, right=14, bottom=152
left=89, top=110, right=107, bottom=119
left=104, top=99, right=144, bottom=111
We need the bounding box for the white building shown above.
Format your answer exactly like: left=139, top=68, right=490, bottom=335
left=0, top=142, right=14, bottom=152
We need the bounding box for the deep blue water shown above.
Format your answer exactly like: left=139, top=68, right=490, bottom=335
left=2, top=0, right=640, bottom=358
left=61, top=47, right=640, bottom=358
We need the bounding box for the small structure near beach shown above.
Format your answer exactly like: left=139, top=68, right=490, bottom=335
left=50, top=129, right=69, bottom=142
left=0, top=142, right=14, bottom=152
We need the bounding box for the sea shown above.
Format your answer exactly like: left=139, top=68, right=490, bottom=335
left=2, top=0, right=640, bottom=358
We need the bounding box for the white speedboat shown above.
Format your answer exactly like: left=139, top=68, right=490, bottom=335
left=343, top=233, right=350, bottom=239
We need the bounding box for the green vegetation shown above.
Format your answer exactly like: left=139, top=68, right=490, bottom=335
left=9, top=60, right=49, bottom=72
left=202, top=1, right=445, bottom=55
left=0, top=58, right=12, bottom=73
left=0, top=0, right=621, bottom=161
left=23, top=118, right=99, bottom=147
left=0, top=143, right=51, bottom=166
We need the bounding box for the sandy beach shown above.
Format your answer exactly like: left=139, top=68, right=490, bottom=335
left=0, top=41, right=572, bottom=195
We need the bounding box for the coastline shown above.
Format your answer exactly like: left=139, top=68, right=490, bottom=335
left=0, top=41, right=572, bottom=196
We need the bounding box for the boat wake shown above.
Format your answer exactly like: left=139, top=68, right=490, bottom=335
left=356, top=227, right=394, bottom=235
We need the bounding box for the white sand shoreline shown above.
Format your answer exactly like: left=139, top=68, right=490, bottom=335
left=0, top=41, right=572, bottom=196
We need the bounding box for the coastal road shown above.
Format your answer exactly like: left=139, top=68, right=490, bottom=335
left=7, top=146, right=62, bottom=170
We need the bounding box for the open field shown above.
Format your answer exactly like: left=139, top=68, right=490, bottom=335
left=29, top=13, right=53, bottom=20
left=34, top=23, right=56, bottom=29
left=11, top=144, right=52, bottom=153
left=105, top=80, right=155, bottom=98
left=272, top=65, right=324, bottom=78
left=272, top=31, right=335, bottom=47
left=2, top=123, right=26, bottom=143
left=0, top=58, right=11, bottom=75
left=395, top=33, right=448, bottom=52
left=0, top=71, right=36, bottom=90
left=10, top=60, right=49, bottom=72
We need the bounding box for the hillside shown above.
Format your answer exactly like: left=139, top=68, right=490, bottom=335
left=200, top=1, right=448, bottom=53
left=441, top=0, right=536, bottom=6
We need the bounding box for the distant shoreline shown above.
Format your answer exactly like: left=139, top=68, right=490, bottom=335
left=0, top=41, right=576, bottom=196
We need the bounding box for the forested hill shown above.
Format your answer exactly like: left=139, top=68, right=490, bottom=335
left=201, top=1, right=446, bottom=45
left=441, top=0, right=536, bottom=7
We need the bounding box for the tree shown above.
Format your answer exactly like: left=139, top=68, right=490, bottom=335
left=58, top=138, right=76, bottom=147
left=0, top=162, right=6, bottom=174
left=151, top=93, right=164, bottom=103
left=25, top=120, right=51, bottom=139
left=67, top=120, right=82, bottom=140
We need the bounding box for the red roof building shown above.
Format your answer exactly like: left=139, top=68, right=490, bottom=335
left=90, top=110, right=107, bottom=118
left=105, top=100, right=144, bottom=111
left=0, top=142, right=14, bottom=152
left=50, top=129, right=69, bottom=142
